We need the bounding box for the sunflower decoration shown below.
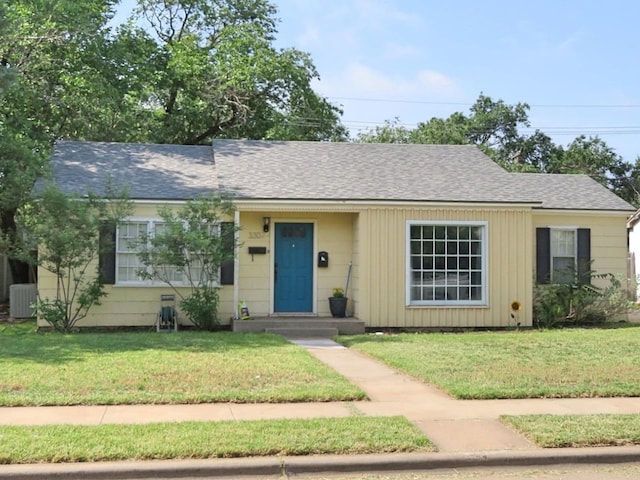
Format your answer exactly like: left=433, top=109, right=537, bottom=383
left=510, top=301, right=522, bottom=329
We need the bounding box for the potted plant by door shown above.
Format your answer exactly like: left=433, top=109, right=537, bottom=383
left=329, top=287, right=348, bottom=318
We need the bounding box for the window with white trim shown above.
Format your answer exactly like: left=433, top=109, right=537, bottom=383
left=104, top=220, right=235, bottom=286
left=550, top=228, right=576, bottom=284
left=407, top=222, right=487, bottom=305
left=116, top=221, right=148, bottom=283
left=116, top=219, right=212, bottom=285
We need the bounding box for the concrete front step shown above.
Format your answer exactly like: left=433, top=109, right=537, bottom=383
left=266, top=327, right=339, bottom=338
left=233, top=317, right=365, bottom=335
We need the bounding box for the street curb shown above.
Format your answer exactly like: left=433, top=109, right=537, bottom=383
left=2, top=447, right=640, bottom=479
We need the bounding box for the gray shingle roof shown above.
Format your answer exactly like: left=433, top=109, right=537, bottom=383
left=49, top=141, right=215, bottom=200
left=509, top=172, right=634, bottom=211
left=47, top=140, right=635, bottom=211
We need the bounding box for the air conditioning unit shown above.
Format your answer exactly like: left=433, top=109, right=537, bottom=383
left=10, top=284, right=37, bottom=318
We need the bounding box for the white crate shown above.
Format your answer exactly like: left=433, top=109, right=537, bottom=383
left=10, top=284, right=37, bottom=318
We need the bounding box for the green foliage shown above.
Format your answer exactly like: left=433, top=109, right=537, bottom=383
left=115, top=0, right=346, bottom=143
left=16, top=184, right=131, bottom=332
left=357, top=118, right=411, bottom=144
left=137, top=196, right=237, bottom=330
left=533, top=270, right=632, bottom=329
left=0, top=0, right=346, bottom=280
left=179, top=288, right=220, bottom=331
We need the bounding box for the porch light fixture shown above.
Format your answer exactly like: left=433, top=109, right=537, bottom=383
left=263, top=217, right=270, bottom=233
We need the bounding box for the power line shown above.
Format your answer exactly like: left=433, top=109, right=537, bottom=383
left=340, top=120, right=640, bottom=136
left=329, top=96, right=640, bottom=109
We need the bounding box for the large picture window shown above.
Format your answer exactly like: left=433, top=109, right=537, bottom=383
left=407, top=222, right=487, bottom=306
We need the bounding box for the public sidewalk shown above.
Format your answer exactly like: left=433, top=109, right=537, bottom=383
left=2, top=337, right=640, bottom=478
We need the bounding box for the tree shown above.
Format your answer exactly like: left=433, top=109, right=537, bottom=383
left=16, top=184, right=131, bottom=332
left=136, top=196, right=237, bottom=330
left=0, top=0, right=119, bottom=281
left=357, top=118, right=411, bottom=144
left=547, top=135, right=633, bottom=197
left=0, top=0, right=346, bottom=282
left=104, top=0, right=347, bottom=144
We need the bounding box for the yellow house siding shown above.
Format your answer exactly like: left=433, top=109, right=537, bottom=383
left=36, top=201, right=237, bottom=328
left=532, top=212, right=629, bottom=286
left=235, top=211, right=356, bottom=317
left=357, top=206, right=533, bottom=329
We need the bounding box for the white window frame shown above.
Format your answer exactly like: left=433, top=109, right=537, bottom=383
left=116, top=218, right=220, bottom=286
left=406, top=221, right=488, bottom=307
left=550, top=227, right=577, bottom=283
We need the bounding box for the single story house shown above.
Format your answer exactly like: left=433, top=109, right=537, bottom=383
left=39, top=140, right=634, bottom=330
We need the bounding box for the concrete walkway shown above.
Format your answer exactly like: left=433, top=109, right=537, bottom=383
left=2, top=337, right=640, bottom=478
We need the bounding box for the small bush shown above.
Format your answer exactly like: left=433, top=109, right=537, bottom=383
left=180, top=288, right=220, bottom=331
left=533, top=271, right=632, bottom=329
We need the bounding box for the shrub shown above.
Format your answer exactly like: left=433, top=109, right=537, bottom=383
left=533, top=269, right=632, bottom=329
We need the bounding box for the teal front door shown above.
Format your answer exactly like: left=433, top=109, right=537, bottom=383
left=274, top=223, right=313, bottom=312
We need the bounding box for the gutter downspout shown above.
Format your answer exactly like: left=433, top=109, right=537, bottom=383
left=233, top=209, right=240, bottom=320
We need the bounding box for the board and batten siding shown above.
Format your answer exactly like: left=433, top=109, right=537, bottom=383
left=356, top=206, right=533, bottom=329
left=236, top=210, right=356, bottom=317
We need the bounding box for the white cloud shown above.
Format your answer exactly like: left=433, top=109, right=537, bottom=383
left=319, top=62, right=460, bottom=99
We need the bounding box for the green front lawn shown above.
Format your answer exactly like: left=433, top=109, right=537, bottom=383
left=338, top=326, right=640, bottom=399
left=0, top=416, right=434, bottom=464
left=0, top=322, right=365, bottom=406
left=502, top=414, right=640, bottom=448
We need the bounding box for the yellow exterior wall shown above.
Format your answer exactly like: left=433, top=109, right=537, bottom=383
left=35, top=199, right=630, bottom=330
left=356, top=205, right=533, bottom=329
left=532, top=211, right=629, bottom=288
left=36, top=202, right=236, bottom=328
left=236, top=210, right=356, bottom=318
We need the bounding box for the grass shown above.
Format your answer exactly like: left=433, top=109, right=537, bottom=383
left=0, top=416, right=434, bottom=464
left=0, top=321, right=365, bottom=406
left=502, top=414, right=640, bottom=448
left=338, top=325, right=640, bottom=399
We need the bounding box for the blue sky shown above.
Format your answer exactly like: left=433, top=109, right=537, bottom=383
left=114, top=0, right=640, bottom=162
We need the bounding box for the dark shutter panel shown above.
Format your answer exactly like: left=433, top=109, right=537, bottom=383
left=220, top=221, right=235, bottom=285
left=99, top=223, right=116, bottom=285
left=577, top=228, right=591, bottom=285
left=536, top=228, right=551, bottom=284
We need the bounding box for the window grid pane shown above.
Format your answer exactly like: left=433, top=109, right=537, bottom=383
left=410, top=224, right=484, bottom=303
left=551, top=229, right=576, bottom=282
left=117, top=222, right=147, bottom=281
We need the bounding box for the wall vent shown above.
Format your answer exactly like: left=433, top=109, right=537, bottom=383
left=10, top=284, right=37, bottom=318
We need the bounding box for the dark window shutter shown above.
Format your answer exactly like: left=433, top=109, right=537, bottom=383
left=220, top=221, right=235, bottom=285
left=99, top=223, right=116, bottom=285
left=577, top=228, right=591, bottom=284
left=536, top=228, right=551, bottom=284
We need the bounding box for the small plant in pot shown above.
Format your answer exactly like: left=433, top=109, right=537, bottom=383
left=329, top=287, right=348, bottom=318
